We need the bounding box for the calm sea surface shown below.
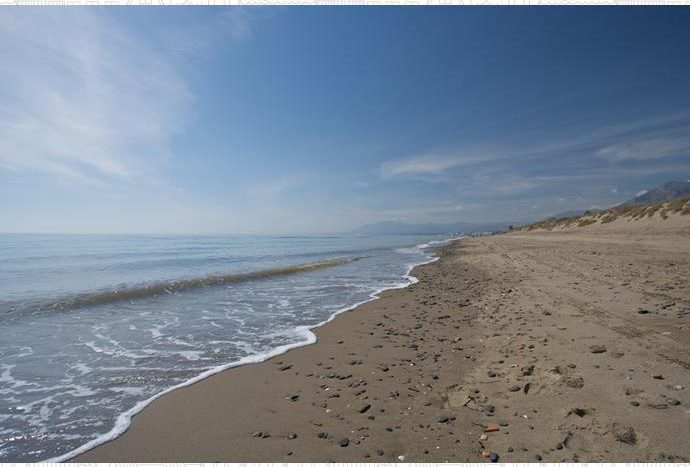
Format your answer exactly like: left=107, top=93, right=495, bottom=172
left=0, top=233, right=454, bottom=461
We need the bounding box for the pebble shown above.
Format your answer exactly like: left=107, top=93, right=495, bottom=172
left=590, top=345, right=607, bottom=354
left=339, top=437, right=350, bottom=447
left=615, top=427, right=637, bottom=445
left=288, top=432, right=298, bottom=440
left=666, top=398, right=681, bottom=406
left=359, top=403, right=372, bottom=413
left=508, top=384, right=522, bottom=392
left=490, top=452, right=499, bottom=462
left=376, top=448, right=385, bottom=456
left=630, top=401, right=640, bottom=407
left=563, top=376, right=585, bottom=389
left=535, top=454, right=543, bottom=461
left=485, top=424, right=500, bottom=432
left=317, top=432, right=329, bottom=439
left=437, top=415, right=451, bottom=423
left=647, top=402, right=668, bottom=409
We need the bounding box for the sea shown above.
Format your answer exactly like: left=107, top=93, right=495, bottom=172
left=0, top=233, right=458, bottom=461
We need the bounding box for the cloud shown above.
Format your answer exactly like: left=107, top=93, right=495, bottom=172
left=0, top=10, right=192, bottom=184
left=380, top=153, right=485, bottom=179
left=596, top=135, right=690, bottom=162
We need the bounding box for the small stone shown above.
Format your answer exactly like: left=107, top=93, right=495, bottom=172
left=615, top=427, right=637, bottom=445
left=556, top=442, right=563, bottom=450
left=359, top=403, right=372, bottom=413
left=637, top=309, right=650, bottom=314
left=289, top=395, right=299, bottom=402
left=397, top=455, right=405, bottom=461
left=666, top=398, right=681, bottom=406
left=653, top=374, right=665, bottom=380
left=630, top=401, right=640, bottom=407
left=490, top=452, right=499, bottom=462
left=339, top=437, right=349, bottom=447
left=485, top=424, right=500, bottom=432
left=647, top=402, right=668, bottom=409
left=288, top=432, right=298, bottom=440
left=507, top=447, right=514, bottom=453
left=437, top=415, right=451, bottom=423
left=508, top=384, right=521, bottom=392
left=535, top=454, right=543, bottom=461
left=479, top=433, right=488, bottom=441
left=376, top=448, right=384, bottom=456
left=488, top=370, right=498, bottom=378
left=590, top=345, right=607, bottom=354
left=278, top=364, right=293, bottom=371
left=521, top=365, right=535, bottom=376
left=482, top=404, right=496, bottom=413
left=317, top=432, right=329, bottom=439
left=563, top=376, right=584, bottom=389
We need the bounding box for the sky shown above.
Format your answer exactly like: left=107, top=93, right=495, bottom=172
left=1, top=7, right=690, bottom=234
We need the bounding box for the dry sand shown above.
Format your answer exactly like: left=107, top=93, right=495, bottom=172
left=76, top=212, right=690, bottom=462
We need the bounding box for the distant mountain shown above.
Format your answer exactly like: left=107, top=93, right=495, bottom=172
left=351, top=220, right=510, bottom=235
left=620, top=180, right=690, bottom=206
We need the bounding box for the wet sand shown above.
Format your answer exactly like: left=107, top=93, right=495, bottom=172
left=76, top=213, right=690, bottom=462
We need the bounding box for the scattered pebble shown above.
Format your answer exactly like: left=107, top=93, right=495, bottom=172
left=615, top=427, right=637, bottom=445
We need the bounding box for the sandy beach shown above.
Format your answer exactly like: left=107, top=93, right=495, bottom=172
left=76, top=209, right=690, bottom=462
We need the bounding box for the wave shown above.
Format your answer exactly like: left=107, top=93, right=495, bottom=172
left=17, top=257, right=361, bottom=314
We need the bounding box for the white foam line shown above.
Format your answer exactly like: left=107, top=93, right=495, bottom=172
left=45, top=236, right=464, bottom=463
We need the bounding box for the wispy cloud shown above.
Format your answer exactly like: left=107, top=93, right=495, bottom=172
left=379, top=113, right=690, bottom=199
left=379, top=152, right=490, bottom=179
left=596, top=135, right=690, bottom=162
left=0, top=10, right=192, bottom=184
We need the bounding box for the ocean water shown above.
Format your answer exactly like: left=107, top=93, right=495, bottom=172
left=0, top=233, right=455, bottom=461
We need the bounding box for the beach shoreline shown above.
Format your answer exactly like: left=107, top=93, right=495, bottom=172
left=75, top=215, right=690, bottom=462
left=49, top=238, right=449, bottom=462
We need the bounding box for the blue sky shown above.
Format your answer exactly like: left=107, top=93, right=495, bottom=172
left=1, top=7, right=690, bottom=234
